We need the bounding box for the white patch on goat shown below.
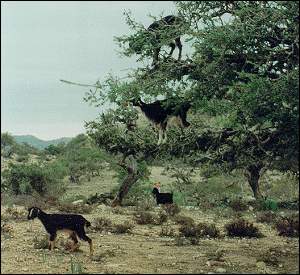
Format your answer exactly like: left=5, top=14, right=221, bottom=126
left=29, top=208, right=34, bottom=218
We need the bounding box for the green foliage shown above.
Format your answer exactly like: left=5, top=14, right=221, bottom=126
left=68, top=1, right=299, bottom=200
left=2, top=162, right=67, bottom=197
left=44, top=143, right=65, bottom=155
left=70, top=258, right=83, bottom=274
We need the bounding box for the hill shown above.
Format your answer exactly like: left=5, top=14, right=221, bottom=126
left=13, top=135, right=72, bottom=150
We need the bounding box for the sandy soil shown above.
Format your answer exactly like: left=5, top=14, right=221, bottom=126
left=1, top=204, right=299, bottom=274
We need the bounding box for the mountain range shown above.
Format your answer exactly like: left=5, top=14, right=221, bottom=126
left=13, top=135, right=73, bottom=150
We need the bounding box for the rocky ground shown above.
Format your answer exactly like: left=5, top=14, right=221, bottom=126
left=1, top=203, right=299, bottom=274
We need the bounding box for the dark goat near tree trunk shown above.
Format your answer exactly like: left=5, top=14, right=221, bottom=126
left=152, top=187, right=173, bottom=205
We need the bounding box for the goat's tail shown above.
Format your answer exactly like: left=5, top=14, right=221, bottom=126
left=85, top=220, right=91, bottom=227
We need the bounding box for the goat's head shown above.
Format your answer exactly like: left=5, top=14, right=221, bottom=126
left=27, top=206, right=41, bottom=220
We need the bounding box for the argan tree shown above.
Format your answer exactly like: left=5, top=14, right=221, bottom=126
left=66, top=1, right=298, bottom=201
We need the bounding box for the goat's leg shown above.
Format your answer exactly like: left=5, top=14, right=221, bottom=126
left=162, top=130, right=168, bottom=144
left=49, top=233, right=57, bottom=251
left=175, top=37, right=182, bottom=61
left=77, top=231, right=93, bottom=257
left=152, top=47, right=160, bottom=66
left=157, top=127, right=163, bottom=145
left=167, top=42, right=176, bottom=58
left=69, top=232, right=79, bottom=252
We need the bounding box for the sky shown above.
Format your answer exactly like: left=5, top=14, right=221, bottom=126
left=1, top=1, right=178, bottom=140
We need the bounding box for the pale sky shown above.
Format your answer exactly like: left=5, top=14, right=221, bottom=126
left=1, top=1, right=178, bottom=140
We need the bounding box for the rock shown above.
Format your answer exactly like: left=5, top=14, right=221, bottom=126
left=215, top=268, right=227, bottom=273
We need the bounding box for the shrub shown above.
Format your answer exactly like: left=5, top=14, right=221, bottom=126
left=1, top=223, right=13, bottom=234
left=58, top=203, right=92, bottom=214
left=156, top=211, right=168, bottom=225
left=173, top=215, right=195, bottom=226
left=197, top=223, right=220, bottom=238
left=93, top=217, right=113, bottom=232
left=190, top=237, right=200, bottom=245
left=179, top=222, right=220, bottom=239
left=179, top=223, right=199, bottom=238
left=111, top=222, right=134, bottom=234
left=134, top=211, right=157, bottom=225
left=163, top=204, right=181, bottom=216
left=225, top=218, right=263, bottom=238
left=253, top=198, right=279, bottom=211
left=5, top=206, right=27, bottom=221
left=229, top=198, right=248, bottom=211
left=33, top=235, right=49, bottom=249
left=259, top=248, right=280, bottom=267
left=160, top=225, right=176, bottom=237
left=256, top=211, right=278, bottom=224
left=3, top=162, right=67, bottom=197
left=275, top=216, right=299, bottom=237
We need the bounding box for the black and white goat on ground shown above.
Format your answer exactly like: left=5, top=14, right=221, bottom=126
left=130, top=15, right=185, bottom=66
left=27, top=207, right=93, bottom=256
left=152, top=187, right=173, bottom=205
left=131, top=98, right=191, bottom=145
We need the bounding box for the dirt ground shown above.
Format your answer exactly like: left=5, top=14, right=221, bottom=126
left=1, top=203, right=299, bottom=274
left=1, top=166, right=299, bottom=274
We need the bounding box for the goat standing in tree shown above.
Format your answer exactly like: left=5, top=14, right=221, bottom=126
left=130, top=15, right=185, bottom=66
left=131, top=98, right=191, bottom=145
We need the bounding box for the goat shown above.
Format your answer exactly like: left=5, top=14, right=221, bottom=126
left=152, top=187, right=173, bottom=205
left=130, top=15, right=184, bottom=66
left=27, top=207, right=93, bottom=256
left=131, top=98, right=191, bottom=145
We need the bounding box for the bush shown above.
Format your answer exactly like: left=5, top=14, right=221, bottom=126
left=134, top=211, right=157, bottom=225
left=197, top=223, right=220, bottom=238
left=256, top=211, right=278, bottom=224
left=93, top=217, right=113, bottom=232
left=275, top=216, right=299, bottom=237
left=33, top=235, right=49, bottom=249
left=3, top=162, right=67, bottom=197
left=163, top=204, right=181, bottom=216
left=173, top=215, right=195, bottom=226
left=111, top=222, right=134, bottom=234
left=160, top=225, right=176, bottom=237
left=225, top=218, right=263, bottom=238
left=229, top=198, right=248, bottom=211
left=179, top=222, right=220, bottom=239
left=5, top=206, right=27, bottom=221
left=253, top=198, right=279, bottom=211
left=58, top=203, right=92, bottom=214
left=156, top=211, right=168, bottom=225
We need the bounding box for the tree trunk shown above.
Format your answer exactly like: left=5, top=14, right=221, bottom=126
left=111, top=156, right=140, bottom=207
left=244, top=164, right=264, bottom=199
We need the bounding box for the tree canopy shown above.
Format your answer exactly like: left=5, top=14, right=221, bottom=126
left=81, top=1, right=299, bottom=200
